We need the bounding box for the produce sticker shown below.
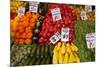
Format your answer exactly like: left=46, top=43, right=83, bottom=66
left=86, top=33, right=95, bottom=48
left=50, top=32, right=61, bottom=44
left=61, top=27, right=70, bottom=42
left=51, top=8, right=62, bottom=21
left=18, top=7, right=25, bottom=17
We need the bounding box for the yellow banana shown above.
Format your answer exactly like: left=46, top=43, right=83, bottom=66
left=69, top=52, right=76, bottom=63
left=58, top=49, right=64, bottom=64
left=53, top=45, right=57, bottom=53
left=53, top=48, right=59, bottom=64
left=66, top=43, right=71, bottom=53
left=70, top=43, right=78, bottom=52
left=74, top=52, right=80, bottom=63
left=57, top=42, right=61, bottom=51
left=61, top=42, right=66, bottom=54
left=63, top=52, right=69, bottom=63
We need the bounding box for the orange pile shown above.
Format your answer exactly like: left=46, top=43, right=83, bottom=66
left=11, top=11, right=40, bottom=44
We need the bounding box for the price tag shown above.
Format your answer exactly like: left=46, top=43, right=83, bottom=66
left=18, top=7, right=25, bottom=17
left=80, top=11, right=88, bottom=21
left=50, top=32, right=61, bottom=44
left=61, top=27, right=70, bottom=42
left=51, top=8, right=62, bottom=21
left=86, top=33, right=95, bottom=48
left=29, top=5, right=38, bottom=12
left=85, top=5, right=92, bottom=12
left=29, top=1, right=39, bottom=13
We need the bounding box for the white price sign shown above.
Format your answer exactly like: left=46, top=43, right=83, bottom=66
left=85, top=5, right=92, bottom=12
left=80, top=11, right=88, bottom=21
left=51, top=8, right=62, bottom=21
left=50, top=32, right=61, bottom=44
left=29, top=2, right=39, bottom=12
left=86, top=33, right=95, bottom=48
left=29, top=5, right=38, bottom=12
left=18, top=7, right=25, bottom=17
left=61, top=28, right=70, bottom=42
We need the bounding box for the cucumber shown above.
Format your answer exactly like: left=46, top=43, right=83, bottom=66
left=36, top=46, right=40, bottom=59
left=45, top=45, right=48, bottom=58
left=45, top=57, right=50, bottom=64
left=48, top=45, right=52, bottom=57
left=35, top=59, right=41, bottom=65
left=40, top=58, right=46, bottom=65
left=40, top=45, right=45, bottom=59
left=30, top=46, right=36, bottom=57
left=28, top=58, right=36, bottom=65
left=25, top=58, right=32, bottom=65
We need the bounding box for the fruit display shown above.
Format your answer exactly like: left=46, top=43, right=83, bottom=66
left=10, top=1, right=95, bottom=66
left=10, top=1, right=27, bottom=19
left=74, top=5, right=95, bottom=21
left=38, top=4, right=75, bottom=44
left=11, top=11, right=40, bottom=44
left=53, top=42, right=80, bottom=64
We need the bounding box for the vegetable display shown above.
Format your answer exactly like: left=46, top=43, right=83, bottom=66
left=11, top=44, right=53, bottom=66
left=10, top=1, right=95, bottom=66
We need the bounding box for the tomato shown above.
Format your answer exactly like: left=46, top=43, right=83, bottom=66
left=38, top=37, right=44, bottom=43
left=39, top=4, right=75, bottom=44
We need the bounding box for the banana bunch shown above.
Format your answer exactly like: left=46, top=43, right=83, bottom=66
left=52, top=42, right=80, bottom=64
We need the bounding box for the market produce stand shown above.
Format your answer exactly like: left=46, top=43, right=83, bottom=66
left=10, top=1, right=95, bottom=66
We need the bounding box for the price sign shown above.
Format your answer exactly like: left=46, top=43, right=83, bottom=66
left=86, top=33, right=95, bottom=48
left=85, top=5, right=92, bottom=12
left=29, top=1, right=39, bottom=12
left=50, top=32, right=61, bottom=44
left=61, top=28, right=70, bottom=42
left=51, top=8, right=62, bottom=21
left=18, top=7, right=25, bottom=17
left=29, top=5, right=38, bottom=12
left=80, top=11, right=88, bottom=21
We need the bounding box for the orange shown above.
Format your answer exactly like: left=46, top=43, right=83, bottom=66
left=25, top=39, right=32, bottom=44
left=15, top=32, right=20, bottom=38
left=26, top=32, right=33, bottom=39
left=19, top=39, right=25, bottom=44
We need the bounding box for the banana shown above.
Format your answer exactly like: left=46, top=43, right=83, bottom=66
left=53, top=45, right=57, bottom=53
left=52, top=49, right=58, bottom=64
left=61, top=42, right=66, bottom=54
left=70, top=43, right=78, bottom=52
left=66, top=45, right=71, bottom=53
left=56, top=42, right=61, bottom=51
left=74, top=52, right=80, bottom=63
left=69, top=52, right=76, bottom=63
left=52, top=42, right=80, bottom=64
left=63, top=52, right=69, bottom=63
left=58, top=49, right=64, bottom=64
